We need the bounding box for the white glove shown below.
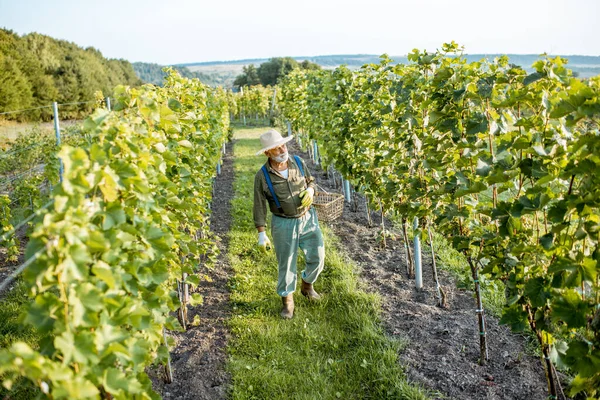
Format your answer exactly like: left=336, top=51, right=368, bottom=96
left=299, top=187, right=314, bottom=208
left=258, top=231, right=272, bottom=253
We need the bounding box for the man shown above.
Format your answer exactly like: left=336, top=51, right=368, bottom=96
left=253, top=129, right=325, bottom=319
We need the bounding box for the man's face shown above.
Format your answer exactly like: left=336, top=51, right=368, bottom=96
left=265, top=144, right=287, bottom=159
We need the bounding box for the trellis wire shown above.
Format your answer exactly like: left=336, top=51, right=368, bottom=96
left=56, top=100, right=96, bottom=107
left=0, top=142, right=50, bottom=159
left=0, top=105, right=54, bottom=116
left=0, top=247, right=46, bottom=293
left=0, top=164, right=46, bottom=188
left=7, top=182, right=51, bottom=209
left=0, top=199, right=54, bottom=243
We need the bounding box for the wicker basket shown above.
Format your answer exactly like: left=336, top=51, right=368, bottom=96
left=313, top=191, right=344, bottom=222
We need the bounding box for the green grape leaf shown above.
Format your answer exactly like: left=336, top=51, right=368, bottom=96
left=551, top=290, right=589, bottom=328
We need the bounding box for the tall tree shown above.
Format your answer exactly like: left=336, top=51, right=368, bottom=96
left=0, top=28, right=142, bottom=120
left=257, top=57, right=298, bottom=86
left=233, top=64, right=261, bottom=87
left=300, top=60, right=321, bottom=70
left=233, top=57, right=322, bottom=88
left=0, top=54, right=33, bottom=112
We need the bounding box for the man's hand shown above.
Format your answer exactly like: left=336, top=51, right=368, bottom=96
left=299, top=187, right=314, bottom=208
left=258, top=231, right=272, bottom=253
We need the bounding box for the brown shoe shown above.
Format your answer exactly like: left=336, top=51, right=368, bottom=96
left=301, top=279, right=321, bottom=301
left=281, top=294, right=294, bottom=319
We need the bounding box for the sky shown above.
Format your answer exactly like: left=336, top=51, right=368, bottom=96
left=1, top=0, right=598, bottom=65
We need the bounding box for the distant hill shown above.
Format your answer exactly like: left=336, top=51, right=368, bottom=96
left=180, top=54, right=600, bottom=88
left=132, top=62, right=226, bottom=87
left=0, top=28, right=141, bottom=119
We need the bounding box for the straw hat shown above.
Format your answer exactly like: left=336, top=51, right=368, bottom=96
left=255, top=129, right=294, bottom=155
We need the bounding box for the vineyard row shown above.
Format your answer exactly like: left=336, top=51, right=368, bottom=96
left=0, top=69, right=230, bottom=399
left=277, top=42, right=600, bottom=399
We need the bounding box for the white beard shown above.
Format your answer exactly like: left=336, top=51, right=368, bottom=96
left=272, top=152, right=289, bottom=163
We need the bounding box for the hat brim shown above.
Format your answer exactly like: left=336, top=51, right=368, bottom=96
left=255, top=136, right=294, bottom=155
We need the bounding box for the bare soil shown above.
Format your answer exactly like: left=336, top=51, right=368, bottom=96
left=150, top=141, right=235, bottom=399
left=289, top=140, right=551, bottom=400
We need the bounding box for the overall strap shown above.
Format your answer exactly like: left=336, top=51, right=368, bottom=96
left=294, top=155, right=305, bottom=177
left=293, top=155, right=309, bottom=191
left=261, top=165, right=284, bottom=212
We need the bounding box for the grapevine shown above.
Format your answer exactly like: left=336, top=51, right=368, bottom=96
left=0, top=69, right=229, bottom=399
left=278, top=43, right=600, bottom=398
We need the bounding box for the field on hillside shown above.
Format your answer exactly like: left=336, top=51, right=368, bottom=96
left=186, top=64, right=246, bottom=88
left=181, top=54, right=600, bottom=88
left=0, top=120, right=81, bottom=148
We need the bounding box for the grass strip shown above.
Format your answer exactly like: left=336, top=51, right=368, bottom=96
left=225, top=127, right=429, bottom=400
left=427, top=231, right=505, bottom=317
left=0, top=280, right=41, bottom=399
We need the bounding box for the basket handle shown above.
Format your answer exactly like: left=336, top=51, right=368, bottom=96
left=315, top=183, right=331, bottom=194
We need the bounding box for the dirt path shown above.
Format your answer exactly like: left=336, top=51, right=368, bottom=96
left=289, top=140, right=550, bottom=400
left=152, top=141, right=235, bottom=400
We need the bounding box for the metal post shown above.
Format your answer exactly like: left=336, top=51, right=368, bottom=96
left=52, top=102, right=63, bottom=183
left=240, top=86, right=246, bottom=126
left=414, top=217, right=423, bottom=289
left=312, top=140, right=319, bottom=166
left=105, top=96, right=111, bottom=111
left=287, top=121, right=292, bottom=137
left=343, top=179, right=351, bottom=203
left=217, top=161, right=221, bottom=175
left=222, top=142, right=226, bottom=155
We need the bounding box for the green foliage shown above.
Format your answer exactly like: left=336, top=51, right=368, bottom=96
left=0, top=195, right=19, bottom=262
left=257, top=57, right=299, bottom=86
left=0, top=69, right=229, bottom=398
left=0, top=126, right=56, bottom=177
left=426, top=229, right=505, bottom=317
left=0, top=54, right=34, bottom=113
left=230, top=85, right=275, bottom=122
left=0, top=124, right=81, bottom=228
left=233, top=57, right=321, bottom=88
left=278, top=45, right=600, bottom=398
left=0, top=280, right=44, bottom=399
left=165, top=54, right=600, bottom=90
left=0, top=28, right=141, bottom=120
left=233, top=64, right=261, bottom=87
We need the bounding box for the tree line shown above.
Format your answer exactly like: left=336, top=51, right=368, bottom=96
left=132, top=62, right=225, bottom=87
left=0, top=28, right=141, bottom=120
left=233, top=57, right=321, bottom=88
